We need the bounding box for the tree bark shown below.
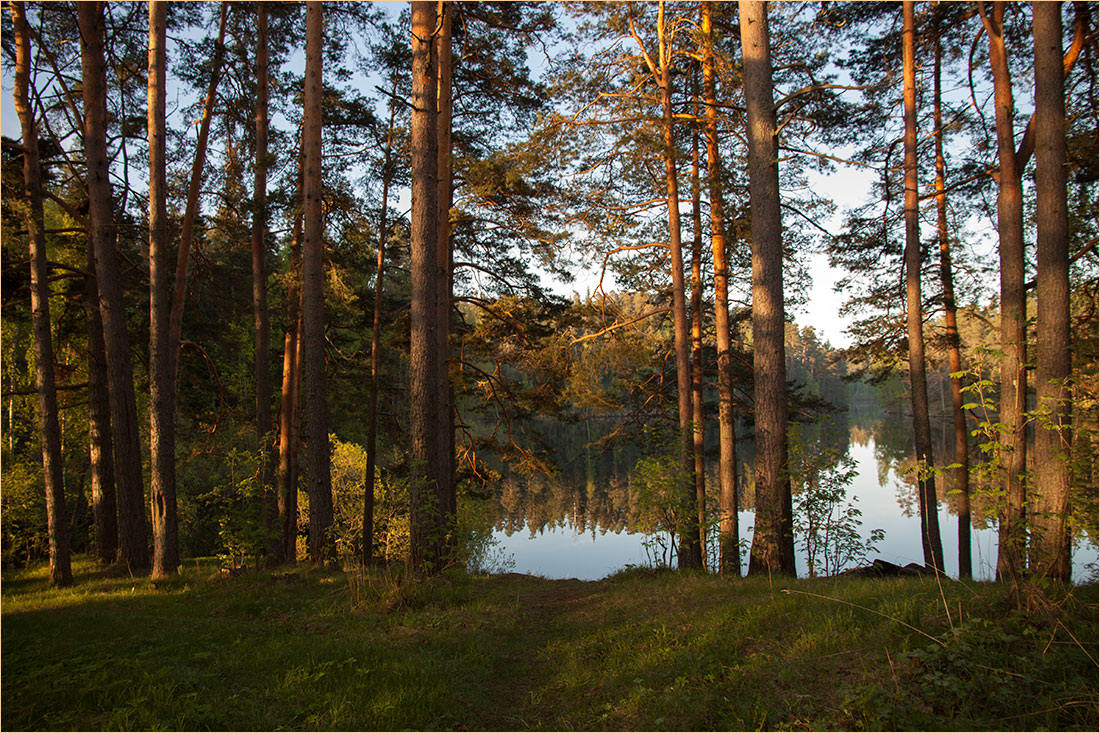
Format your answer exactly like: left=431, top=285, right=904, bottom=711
left=702, top=2, right=740, bottom=576
left=1031, top=0, right=1072, bottom=582
left=435, top=1, right=457, bottom=552
left=978, top=0, right=1027, bottom=581
left=251, top=2, right=279, bottom=564
left=1013, top=1, right=1090, bottom=174
left=649, top=1, right=703, bottom=570
left=149, top=0, right=227, bottom=573
left=932, top=3, right=970, bottom=578
left=277, top=157, right=304, bottom=565
left=79, top=0, right=149, bottom=571
left=902, top=0, right=945, bottom=573
left=13, top=0, right=72, bottom=587
left=410, top=0, right=443, bottom=573
left=741, top=0, right=794, bottom=576
left=690, top=113, right=707, bottom=563
left=147, top=0, right=178, bottom=578
left=86, top=237, right=117, bottom=565
left=363, top=75, right=400, bottom=567
left=301, top=0, right=333, bottom=566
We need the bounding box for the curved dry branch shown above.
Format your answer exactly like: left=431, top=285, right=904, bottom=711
left=570, top=307, right=671, bottom=345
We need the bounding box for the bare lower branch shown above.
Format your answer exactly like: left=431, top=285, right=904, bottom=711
left=570, top=307, right=671, bottom=345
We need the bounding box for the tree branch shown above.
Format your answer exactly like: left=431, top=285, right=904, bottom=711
left=570, top=307, right=671, bottom=345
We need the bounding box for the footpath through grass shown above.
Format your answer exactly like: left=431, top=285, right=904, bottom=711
left=2, top=557, right=1097, bottom=730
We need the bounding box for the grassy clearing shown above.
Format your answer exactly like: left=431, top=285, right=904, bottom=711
left=2, top=557, right=1097, bottom=730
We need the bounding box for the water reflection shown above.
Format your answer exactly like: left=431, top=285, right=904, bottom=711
left=485, top=414, right=1099, bottom=582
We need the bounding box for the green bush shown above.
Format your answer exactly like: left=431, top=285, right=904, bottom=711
left=790, top=435, right=884, bottom=577
left=842, top=614, right=1099, bottom=730
left=0, top=459, right=46, bottom=566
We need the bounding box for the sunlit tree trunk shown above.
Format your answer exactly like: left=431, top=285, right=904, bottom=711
left=647, top=1, right=703, bottom=570
left=435, top=1, right=457, bottom=551
left=79, top=0, right=149, bottom=571
left=932, top=3, right=970, bottom=578
left=702, top=2, right=740, bottom=576
left=151, top=0, right=226, bottom=573
left=902, top=0, right=944, bottom=573
left=276, top=203, right=303, bottom=564
left=301, top=0, right=334, bottom=565
left=690, top=115, right=707, bottom=563
left=363, top=75, right=400, bottom=567
left=1031, top=0, right=1072, bottom=582
left=13, top=0, right=72, bottom=586
left=147, top=0, right=178, bottom=578
left=250, top=2, right=279, bottom=564
left=410, top=0, right=444, bottom=573
left=978, top=0, right=1027, bottom=581
left=740, top=0, right=794, bottom=576
left=277, top=139, right=304, bottom=563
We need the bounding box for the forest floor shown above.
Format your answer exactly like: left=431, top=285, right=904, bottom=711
left=2, top=557, right=1097, bottom=731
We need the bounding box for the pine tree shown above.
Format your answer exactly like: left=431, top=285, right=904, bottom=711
left=977, top=0, right=1028, bottom=581
left=79, top=0, right=149, bottom=571
left=301, top=0, right=334, bottom=566
left=901, top=0, right=944, bottom=573
left=1031, top=0, right=1073, bottom=582
left=147, top=0, right=178, bottom=578
left=12, top=0, right=72, bottom=586
left=741, top=0, right=795, bottom=576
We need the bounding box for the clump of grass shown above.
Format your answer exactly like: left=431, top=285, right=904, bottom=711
left=603, top=563, right=676, bottom=582
left=343, top=562, right=466, bottom=612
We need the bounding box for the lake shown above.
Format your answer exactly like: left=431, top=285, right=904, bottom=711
left=484, top=416, right=1100, bottom=583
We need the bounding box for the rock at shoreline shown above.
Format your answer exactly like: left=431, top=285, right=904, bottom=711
left=840, top=559, right=931, bottom=578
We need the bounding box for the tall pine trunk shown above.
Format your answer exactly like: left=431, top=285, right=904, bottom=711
left=932, top=3, right=970, bottom=578
left=363, top=76, right=400, bottom=566
left=13, top=0, right=72, bottom=586
left=650, top=1, right=702, bottom=570
left=690, top=116, right=707, bottom=562
left=932, top=3, right=970, bottom=577
left=251, top=3, right=278, bottom=564
left=978, top=0, right=1027, bottom=581
left=702, top=2, right=740, bottom=576
left=410, top=0, right=444, bottom=573
left=902, top=0, right=944, bottom=573
left=277, top=152, right=304, bottom=564
left=153, top=1, right=226, bottom=574
left=86, top=238, right=117, bottom=565
left=301, top=0, right=334, bottom=565
left=1031, top=0, right=1073, bottom=582
left=79, top=1, right=149, bottom=571
left=147, top=0, right=177, bottom=578
left=435, top=2, right=456, bottom=550
left=741, top=0, right=794, bottom=576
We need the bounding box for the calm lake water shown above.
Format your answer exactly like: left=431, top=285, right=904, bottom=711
left=486, top=419, right=1100, bottom=583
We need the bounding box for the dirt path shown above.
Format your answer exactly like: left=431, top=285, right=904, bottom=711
left=474, top=575, right=605, bottom=729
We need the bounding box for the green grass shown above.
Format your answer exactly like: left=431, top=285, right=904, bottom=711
left=2, top=557, right=1097, bottom=730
